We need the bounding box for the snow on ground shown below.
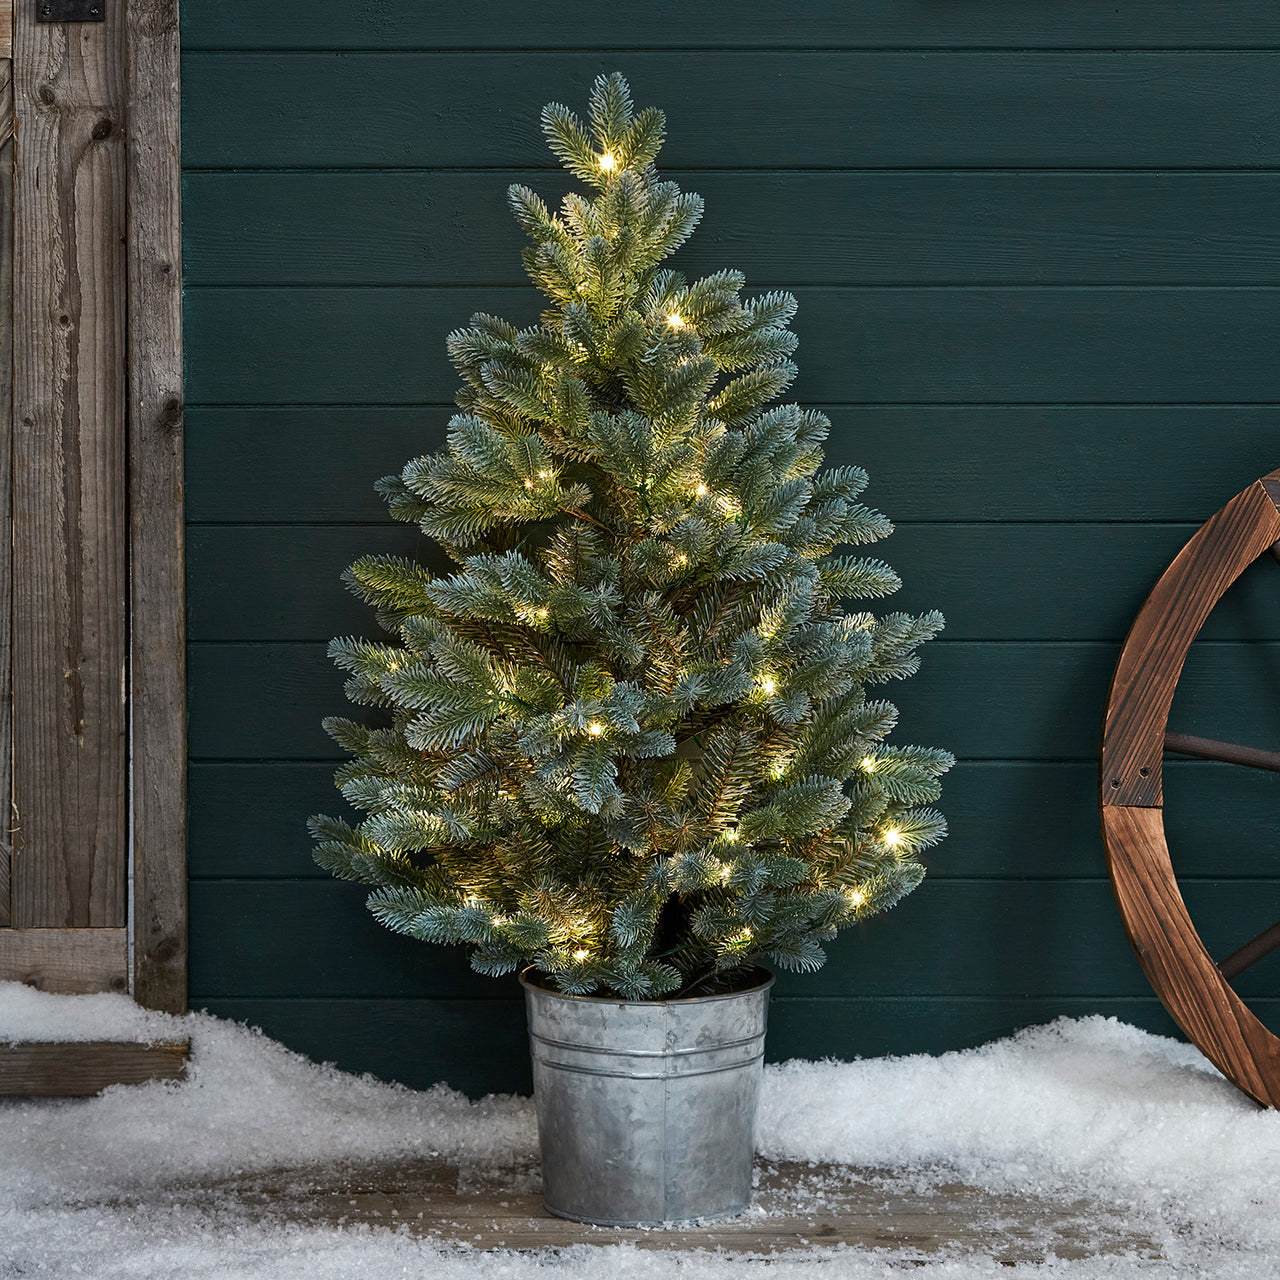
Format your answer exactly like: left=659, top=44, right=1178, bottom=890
left=2, top=981, right=1279, bottom=1278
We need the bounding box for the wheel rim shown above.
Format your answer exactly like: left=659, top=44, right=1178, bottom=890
left=1101, top=467, right=1280, bottom=1108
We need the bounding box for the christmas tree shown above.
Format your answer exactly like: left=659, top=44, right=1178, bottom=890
left=311, top=73, right=953, bottom=1000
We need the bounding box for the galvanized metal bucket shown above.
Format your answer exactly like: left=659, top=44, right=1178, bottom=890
left=520, top=968, right=774, bottom=1227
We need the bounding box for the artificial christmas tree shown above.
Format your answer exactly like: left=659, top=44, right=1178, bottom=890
left=312, top=69, right=953, bottom=1227
left=310, top=71, right=952, bottom=1005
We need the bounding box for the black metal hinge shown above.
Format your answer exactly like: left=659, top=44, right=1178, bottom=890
left=37, top=0, right=104, bottom=20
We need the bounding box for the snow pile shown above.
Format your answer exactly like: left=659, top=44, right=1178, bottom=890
left=0, top=981, right=183, bottom=1044
left=0, top=984, right=534, bottom=1203
left=764, top=1020, right=1274, bottom=1266
left=3, top=980, right=1280, bottom=1277
left=763, top=1017, right=1253, bottom=1202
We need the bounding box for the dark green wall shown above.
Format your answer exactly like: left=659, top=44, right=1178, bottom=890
left=181, top=3, right=1280, bottom=1096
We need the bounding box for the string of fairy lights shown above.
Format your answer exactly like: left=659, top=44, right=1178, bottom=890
left=363, top=144, right=920, bottom=970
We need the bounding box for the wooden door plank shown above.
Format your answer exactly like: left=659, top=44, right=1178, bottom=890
left=0, top=57, right=11, bottom=142
left=125, top=0, right=186, bottom=1011
left=0, top=927, right=126, bottom=992
left=0, top=63, right=12, bottom=928
left=11, top=0, right=129, bottom=928
left=109, top=1157, right=1157, bottom=1262
left=0, top=1039, right=188, bottom=1095
left=0, top=3, right=10, bottom=61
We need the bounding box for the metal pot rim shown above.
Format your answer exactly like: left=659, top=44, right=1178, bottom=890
left=519, top=965, right=774, bottom=1007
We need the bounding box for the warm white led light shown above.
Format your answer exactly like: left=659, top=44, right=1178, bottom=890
left=695, top=484, right=708, bottom=497
left=598, top=152, right=617, bottom=171
left=666, top=313, right=686, bottom=329
left=573, top=948, right=591, bottom=961
left=759, top=676, right=778, bottom=696
left=587, top=722, right=604, bottom=736
left=538, top=469, right=551, bottom=479
left=883, top=827, right=903, bottom=848
left=860, top=756, right=877, bottom=773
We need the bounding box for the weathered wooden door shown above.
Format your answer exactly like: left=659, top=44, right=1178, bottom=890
left=0, top=0, right=184, bottom=1041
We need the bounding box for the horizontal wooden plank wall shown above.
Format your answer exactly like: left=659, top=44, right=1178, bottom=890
left=181, top=4, right=1280, bottom=49
left=183, top=641, right=1280, bottom=762
left=182, top=288, right=1280, bottom=405
left=183, top=171, right=1280, bottom=287
left=181, top=54, right=1280, bottom=170
left=180, top=5, right=1280, bottom=1097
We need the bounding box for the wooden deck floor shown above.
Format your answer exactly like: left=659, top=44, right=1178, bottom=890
left=110, top=1158, right=1163, bottom=1261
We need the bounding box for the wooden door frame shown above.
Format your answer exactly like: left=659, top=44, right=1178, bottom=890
left=0, top=0, right=186, bottom=1080
left=124, top=0, right=186, bottom=1014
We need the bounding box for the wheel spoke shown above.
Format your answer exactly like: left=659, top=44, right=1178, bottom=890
left=1164, top=731, right=1280, bottom=774
left=1219, top=920, right=1280, bottom=981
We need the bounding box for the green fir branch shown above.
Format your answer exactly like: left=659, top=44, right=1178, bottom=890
left=311, top=71, right=951, bottom=999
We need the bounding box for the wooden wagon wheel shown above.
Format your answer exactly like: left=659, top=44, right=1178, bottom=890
left=1101, top=465, right=1280, bottom=1108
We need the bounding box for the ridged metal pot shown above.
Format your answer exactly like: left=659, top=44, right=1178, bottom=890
left=520, top=967, right=774, bottom=1227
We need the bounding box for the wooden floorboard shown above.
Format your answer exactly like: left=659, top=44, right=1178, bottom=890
left=106, top=1158, right=1162, bottom=1261
left=0, top=1040, right=189, bottom=1096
